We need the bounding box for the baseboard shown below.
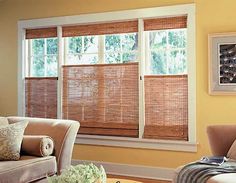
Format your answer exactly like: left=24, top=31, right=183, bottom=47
left=72, top=159, right=175, bottom=181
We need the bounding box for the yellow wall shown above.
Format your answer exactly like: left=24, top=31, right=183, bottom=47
left=2, top=0, right=236, bottom=169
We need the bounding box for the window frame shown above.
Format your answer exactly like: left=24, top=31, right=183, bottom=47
left=18, top=4, right=196, bottom=152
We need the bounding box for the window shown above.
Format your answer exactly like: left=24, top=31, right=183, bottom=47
left=25, top=28, right=58, bottom=119
left=19, top=5, right=196, bottom=151
left=143, top=16, right=188, bottom=140
left=62, top=21, right=139, bottom=137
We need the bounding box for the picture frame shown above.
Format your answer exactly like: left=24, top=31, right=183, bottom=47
left=209, top=33, right=236, bottom=95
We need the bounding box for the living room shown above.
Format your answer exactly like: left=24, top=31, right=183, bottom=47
left=1, top=0, right=236, bottom=183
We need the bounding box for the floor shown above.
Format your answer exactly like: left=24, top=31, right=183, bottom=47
left=108, top=175, right=171, bottom=183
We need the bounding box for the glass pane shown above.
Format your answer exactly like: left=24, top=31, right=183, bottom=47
left=105, top=35, right=121, bottom=52
left=47, top=38, right=58, bottom=55
left=68, top=37, right=82, bottom=54
left=67, top=54, right=98, bottom=64
left=122, top=52, right=137, bottom=63
left=84, top=36, right=98, bottom=53
left=32, top=56, right=45, bottom=77
left=150, top=51, right=167, bottom=75
left=122, top=33, right=138, bottom=52
left=168, top=50, right=187, bottom=74
left=168, top=29, right=186, bottom=49
left=46, top=56, right=57, bottom=76
left=149, top=31, right=167, bottom=49
left=105, top=53, right=121, bottom=63
left=32, top=39, right=44, bottom=56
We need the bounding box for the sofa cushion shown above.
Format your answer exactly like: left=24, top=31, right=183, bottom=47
left=0, top=155, right=57, bottom=183
left=0, top=120, right=28, bottom=160
left=207, top=173, right=236, bottom=183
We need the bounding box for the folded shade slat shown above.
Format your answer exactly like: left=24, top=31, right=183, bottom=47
left=62, top=20, right=138, bottom=37
left=25, top=27, right=57, bottom=39
left=143, top=75, right=188, bottom=140
left=144, top=16, right=187, bottom=31
left=80, top=126, right=138, bottom=137
left=25, top=77, right=57, bottom=119
left=62, top=62, right=139, bottom=137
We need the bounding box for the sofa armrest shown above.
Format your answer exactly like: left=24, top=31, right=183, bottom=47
left=207, top=125, right=236, bottom=156
left=7, top=117, right=80, bottom=174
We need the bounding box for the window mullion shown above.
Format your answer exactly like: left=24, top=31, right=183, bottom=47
left=145, top=32, right=150, bottom=74
left=82, top=36, right=85, bottom=54
left=28, top=40, right=31, bottom=77
left=44, top=39, right=47, bottom=77
left=64, top=37, right=68, bottom=65
left=138, top=18, right=145, bottom=139
left=166, top=30, right=169, bottom=75
left=57, top=26, right=63, bottom=119
left=98, top=35, right=104, bottom=64
left=120, top=35, right=123, bottom=63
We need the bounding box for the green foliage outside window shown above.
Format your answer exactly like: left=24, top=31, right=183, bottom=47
left=151, top=52, right=167, bottom=75
left=67, top=36, right=98, bottom=64
left=105, top=33, right=138, bottom=63
left=105, top=35, right=121, bottom=52
left=68, top=37, right=82, bottom=54
left=32, top=56, right=44, bottom=77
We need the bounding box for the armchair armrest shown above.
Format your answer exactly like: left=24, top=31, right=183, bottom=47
left=7, top=116, right=80, bottom=174
left=207, top=125, right=236, bottom=156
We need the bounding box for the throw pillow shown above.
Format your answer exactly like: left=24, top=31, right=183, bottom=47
left=227, top=139, right=236, bottom=160
left=0, top=117, right=9, bottom=126
left=21, top=135, right=54, bottom=157
left=0, top=120, right=28, bottom=160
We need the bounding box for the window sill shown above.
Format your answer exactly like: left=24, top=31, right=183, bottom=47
left=75, top=135, right=197, bottom=152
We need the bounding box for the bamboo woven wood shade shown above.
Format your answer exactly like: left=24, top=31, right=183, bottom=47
left=62, top=20, right=138, bottom=37
left=62, top=62, right=139, bottom=137
left=144, top=16, right=187, bottom=31
left=143, top=75, right=188, bottom=140
left=25, top=27, right=57, bottom=39
left=25, top=77, right=57, bottom=118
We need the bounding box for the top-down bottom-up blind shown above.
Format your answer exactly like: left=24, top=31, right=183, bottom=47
left=62, top=62, right=139, bottom=137
left=144, top=75, right=188, bottom=140
left=62, top=20, right=138, bottom=37
left=144, top=16, right=187, bottom=31
left=25, top=27, right=57, bottom=39
left=25, top=77, right=57, bottom=119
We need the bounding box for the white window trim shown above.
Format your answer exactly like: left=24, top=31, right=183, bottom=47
left=18, top=3, right=196, bottom=152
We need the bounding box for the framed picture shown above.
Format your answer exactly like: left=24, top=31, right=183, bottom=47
left=209, top=33, right=236, bottom=95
